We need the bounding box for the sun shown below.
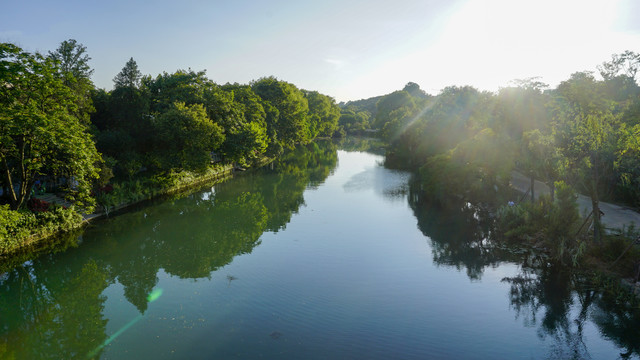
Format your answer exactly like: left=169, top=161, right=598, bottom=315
left=364, top=0, right=631, bottom=96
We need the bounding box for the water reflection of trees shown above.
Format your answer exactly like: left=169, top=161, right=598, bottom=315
left=0, top=140, right=338, bottom=359
left=337, top=136, right=385, bottom=156
left=502, top=264, right=640, bottom=359
left=409, top=181, right=640, bottom=359
left=408, top=180, right=510, bottom=280
left=591, top=298, right=640, bottom=359
left=502, top=265, right=591, bottom=360
left=0, top=255, right=110, bottom=359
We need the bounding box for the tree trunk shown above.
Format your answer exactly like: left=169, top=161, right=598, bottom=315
left=591, top=153, right=602, bottom=244
left=591, top=196, right=602, bottom=244
left=530, top=175, right=535, bottom=203
left=1, top=158, right=19, bottom=210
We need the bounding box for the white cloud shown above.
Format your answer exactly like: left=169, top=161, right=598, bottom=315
left=324, top=58, right=347, bottom=70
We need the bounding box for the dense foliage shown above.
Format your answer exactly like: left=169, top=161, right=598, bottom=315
left=0, top=43, right=101, bottom=211
left=362, top=54, right=640, bottom=265
left=0, top=40, right=342, bottom=253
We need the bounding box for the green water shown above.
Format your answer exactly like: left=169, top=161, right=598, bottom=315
left=0, top=139, right=638, bottom=359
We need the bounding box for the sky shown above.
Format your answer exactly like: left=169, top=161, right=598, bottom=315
left=2, top=0, right=640, bottom=102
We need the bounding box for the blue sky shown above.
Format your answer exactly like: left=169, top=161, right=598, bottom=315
left=2, top=0, right=640, bottom=102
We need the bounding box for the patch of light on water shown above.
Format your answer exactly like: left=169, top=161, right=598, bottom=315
left=200, top=186, right=215, bottom=201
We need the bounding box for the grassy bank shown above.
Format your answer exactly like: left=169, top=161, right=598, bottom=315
left=0, top=163, right=234, bottom=257
left=0, top=204, right=84, bottom=255
left=93, top=163, right=234, bottom=217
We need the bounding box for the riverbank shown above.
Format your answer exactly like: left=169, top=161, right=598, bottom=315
left=506, top=170, right=640, bottom=298
left=0, top=163, right=236, bottom=257
left=91, top=163, right=235, bottom=220
left=510, top=170, right=640, bottom=231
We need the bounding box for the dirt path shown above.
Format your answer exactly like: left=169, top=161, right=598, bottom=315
left=510, top=171, right=640, bottom=232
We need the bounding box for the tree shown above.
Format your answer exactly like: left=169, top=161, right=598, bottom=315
left=219, top=84, right=270, bottom=163
left=403, top=82, right=428, bottom=99
left=107, top=58, right=151, bottom=156
left=48, top=39, right=94, bottom=81
left=569, top=112, right=617, bottom=243
left=598, top=50, right=640, bottom=81
left=144, top=69, right=210, bottom=113
left=339, top=108, right=370, bottom=134
left=0, top=43, right=101, bottom=210
left=494, top=79, right=550, bottom=139
left=252, top=77, right=309, bottom=148
left=380, top=105, right=419, bottom=141
left=520, top=130, right=562, bottom=201
left=48, top=39, right=96, bottom=125
left=553, top=72, right=619, bottom=243
left=113, top=57, right=142, bottom=89
left=152, top=102, right=224, bottom=171
left=372, top=90, right=415, bottom=129
left=390, top=86, right=493, bottom=169
left=616, top=123, right=640, bottom=206
left=304, top=90, right=341, bottom=138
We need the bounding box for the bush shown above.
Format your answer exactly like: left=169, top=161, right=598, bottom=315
left=496, top=194, right=552, bottom=240
left=0, top=204, right=83, bottom=254
left=496, top=181, right=584, bottom=265
left=0, top=205, right=35, bottom=252
left=95, top=164, right=233, bottom=213
left=593, top=224, right=640, bottom=278
left=34, top=205, right=83, bottom=233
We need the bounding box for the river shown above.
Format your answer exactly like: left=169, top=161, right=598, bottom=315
left=0, top=139, right=638, bottom=359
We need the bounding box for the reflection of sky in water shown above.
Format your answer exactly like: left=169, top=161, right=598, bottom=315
left=342, top=164, right=411, bottom=201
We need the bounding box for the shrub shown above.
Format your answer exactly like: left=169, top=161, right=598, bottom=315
left=34, top=205, right=83, bottom=233
left=0, top=204, right=83, bottom=254
left=496, top=181, right=583, bottom=265
left=0, top=205, right=35, bottom=252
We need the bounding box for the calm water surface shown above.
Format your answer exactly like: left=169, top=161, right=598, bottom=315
left=1, top=140, right=638, bottom=359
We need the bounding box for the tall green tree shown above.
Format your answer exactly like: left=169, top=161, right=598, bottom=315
left=252, top=77, right=309, bottom=148
left=144, top=69, right=210, bottom=113
left=48, top=39, right=96, bottom=125
left=219, top=84, right=270, bottom=163
left=113, top=57, right=142, bottom=89
left=493, top=78, right=550, bottom=139
left=109, top=58, right=150, bottom=152
left=0, top=43, right=101, bottom=210
left=48, top=39, right=94, bottom=81
left=152, top=102, right=224, bottom=171
left=520, top=129, right=562, bottom=201
left=616, top=123, right=640, bottom=206
left=304, top=90, right=341, bottom=138
left=553, top=72, right=619, bottom=243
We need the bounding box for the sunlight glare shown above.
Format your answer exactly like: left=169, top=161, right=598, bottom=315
left=366, top=0, right=632, bottom=96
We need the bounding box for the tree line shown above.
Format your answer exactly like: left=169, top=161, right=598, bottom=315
left=0, top=40, right=342, bottom=213
left=347, top=51, right=640, bottom=250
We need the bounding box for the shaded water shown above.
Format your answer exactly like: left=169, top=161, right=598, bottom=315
left=0, top=139, right=638, bottom=359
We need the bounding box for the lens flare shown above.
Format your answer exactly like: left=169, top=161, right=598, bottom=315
left=87, top=288, right=163, bottom=359
left=147, top=288, right=163, bottom=303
